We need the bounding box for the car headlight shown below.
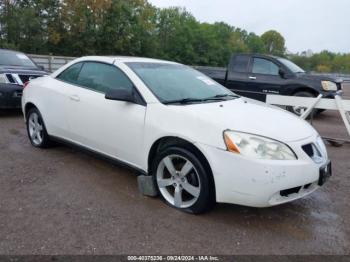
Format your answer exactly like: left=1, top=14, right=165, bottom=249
left=0, top=73, right=9, bottom=84
left=223, top=130, right=297, bottom=160
left=321, top=81, right=337, bottom=91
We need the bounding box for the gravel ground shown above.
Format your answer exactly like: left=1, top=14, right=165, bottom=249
left=0, top=94, right=349, bottom=255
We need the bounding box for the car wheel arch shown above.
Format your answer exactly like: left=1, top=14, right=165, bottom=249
left=24, top=103, right=50, bottom=128
left=291, top=87, right=319, bottom=97
left=147, top=136, right=216, bottom=199
left=24, top=102, right=38, bottom=119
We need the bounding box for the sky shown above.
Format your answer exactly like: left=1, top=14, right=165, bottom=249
left=148, top=0, right=350, bottom=54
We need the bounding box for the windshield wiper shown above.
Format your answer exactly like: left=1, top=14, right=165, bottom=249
left=211, top=94, right=240, bottom=99
left=163, top=98, right=206, bottom=105
left=164, top=94, right=240, bottom=105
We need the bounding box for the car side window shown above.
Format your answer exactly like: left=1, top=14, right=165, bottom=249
left=56, top=62, right=83, bottom=84
left=252, top=58, right=279, bottom=75
left=76, top=62, right=134, bottom=93
left=232, top=55, right=249, bottom=73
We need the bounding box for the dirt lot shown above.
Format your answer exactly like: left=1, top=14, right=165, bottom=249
left=0, top=95, right=349, bottom=255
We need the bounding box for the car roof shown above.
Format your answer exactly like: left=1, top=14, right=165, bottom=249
left=51, top=55, right=182, bottom=79
left=234, top=53, right=283, bottom=60
left=76, top=56, right=179, bottom=64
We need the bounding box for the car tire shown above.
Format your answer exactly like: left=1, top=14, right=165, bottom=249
left=152, top=147, right=215, bottom=214
left=287, top=91, right=317, bottom=118
left=26, top=108, right=52, bottom=148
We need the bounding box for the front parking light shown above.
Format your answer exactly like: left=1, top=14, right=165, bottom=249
left=224, top=130, right=297, bottom=160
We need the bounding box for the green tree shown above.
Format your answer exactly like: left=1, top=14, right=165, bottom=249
left=1, top=1, right=349, bottom=73
left=155, top=7, right=198, bottom=63
left=261, top=30, right=286, bottom=56
left=246, top=33, right=265, bottom=53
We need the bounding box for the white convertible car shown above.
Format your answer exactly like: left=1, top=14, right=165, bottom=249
left=22, top=56, right=332, bottom=213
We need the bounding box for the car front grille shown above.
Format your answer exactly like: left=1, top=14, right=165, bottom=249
left=302, top=140, right=326, bottom=164
left=5, top=73, right=42, bottom=86
left=5, top=74, right=16, bottom=83
left=18, top=74, right=41, bottom=83
left=280, top=183, right=315, bottom=197
left=280, top=186, right=302, bottom=197
left=302, top=143, right=314, bottom=158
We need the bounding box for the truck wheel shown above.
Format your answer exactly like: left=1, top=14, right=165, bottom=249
left=152, top=147, right=215, bottom=214
left=287, top=91, right=317, bottom=118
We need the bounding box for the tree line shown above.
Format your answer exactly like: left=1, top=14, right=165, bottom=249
left=0, top=0, right=349, bottom=73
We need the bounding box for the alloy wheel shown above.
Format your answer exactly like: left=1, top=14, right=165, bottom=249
left=28, top=112, right=44, bottom=146
left=156, top=154, right=201, bottom=209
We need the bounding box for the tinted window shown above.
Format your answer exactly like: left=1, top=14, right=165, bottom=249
left=0, top=50, right=37, bottom=68
left=57, top=62, right=83, bottom=84
left=252, top=58, right=279, bottom=75
left=232, top=55, right=249, bottom=73
left=277, top=58, right=305, bottom=73
left=76, top=62, right=133, bottom=93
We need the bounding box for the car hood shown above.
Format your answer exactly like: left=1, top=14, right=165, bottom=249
left=296, top=73, right=343, bottom=83
left=170, top=98, right=316, bottom=143
left=0, top=65, right=47, bottom=75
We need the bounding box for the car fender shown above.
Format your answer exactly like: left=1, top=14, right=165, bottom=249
left=22, top=77, right=53, bottom=130
left=142, top=104, right=226, bottom=171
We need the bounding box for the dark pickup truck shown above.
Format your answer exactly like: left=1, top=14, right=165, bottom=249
left=197, top=54, right=344, bottom=116
left=0, top=49, right=47, bottom=109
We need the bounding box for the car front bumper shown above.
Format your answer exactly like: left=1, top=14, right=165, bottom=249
left=0, top=84, right=23, bottom=109
left=197, top=134, right=330, bottom=207
left=322, top=92, right=337, bottom=99
left=321, top=86, right=343, bottom=99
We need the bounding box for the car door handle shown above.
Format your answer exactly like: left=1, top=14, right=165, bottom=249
left=69, top=95, right=80, bottom=102
left=249, top=76, right=257, bottom=80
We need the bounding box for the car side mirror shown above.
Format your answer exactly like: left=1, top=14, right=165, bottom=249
left=279, top=68, right=286, bottom=78
left=105, top=88, right=135, bottom=103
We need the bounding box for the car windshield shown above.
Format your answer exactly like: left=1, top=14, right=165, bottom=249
left=126, top=62, right=237, bottom=104
left=0, top=50, right=37, bottom=68
left=277, top=58, right=305, bottom=73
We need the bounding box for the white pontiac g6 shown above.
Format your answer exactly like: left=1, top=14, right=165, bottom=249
left=22, top=56, right=332, bottom=213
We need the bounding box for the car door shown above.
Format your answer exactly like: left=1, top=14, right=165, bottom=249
left=66, top=61, right=147, bottom=168
left=246, top=57, right=286, bottom=102
left=225, top=55, right=250, bottom=97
